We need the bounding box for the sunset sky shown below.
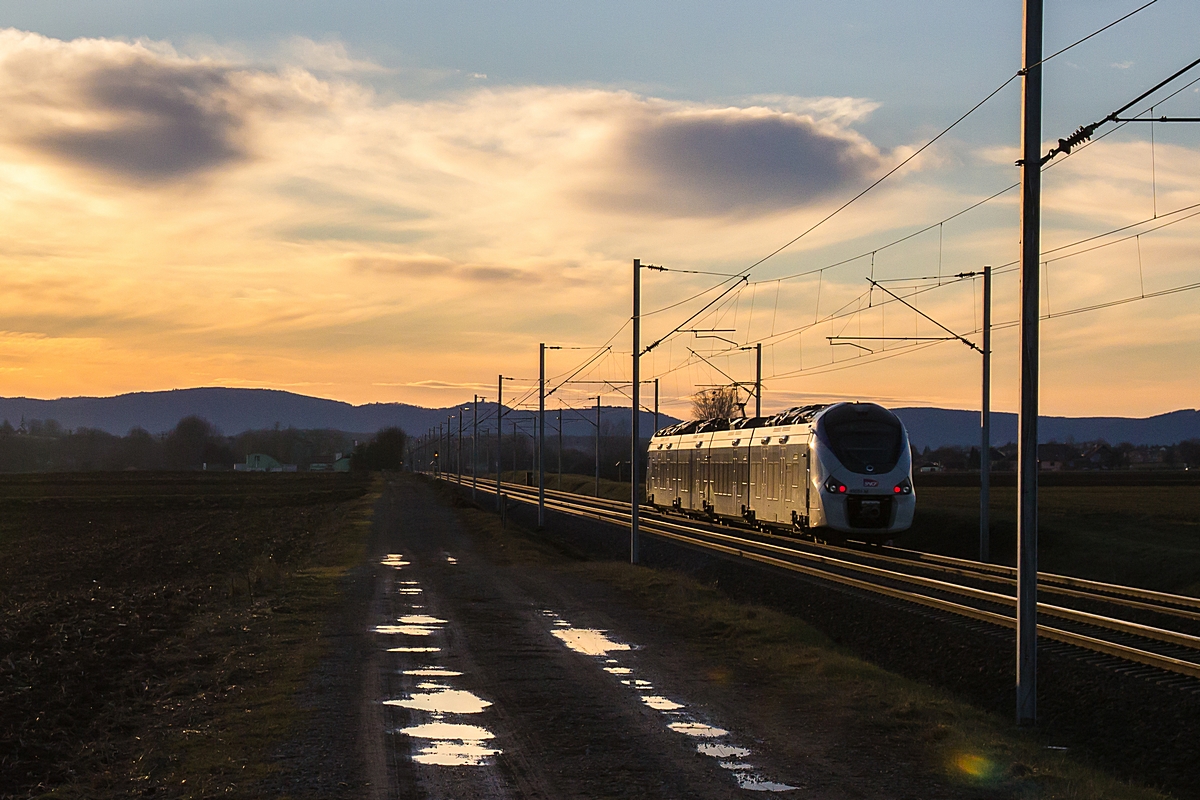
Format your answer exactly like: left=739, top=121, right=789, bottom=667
left=0, top=1, right=1197, bottom=419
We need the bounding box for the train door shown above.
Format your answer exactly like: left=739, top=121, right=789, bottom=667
left=681, top=448, right=691, bottom=503
left=765, top=444, right=782, bottom=522
left=803, top=434, right=813, bottom=523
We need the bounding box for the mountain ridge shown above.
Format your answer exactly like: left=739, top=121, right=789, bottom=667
left=0, top=388, right=1197, bottom=448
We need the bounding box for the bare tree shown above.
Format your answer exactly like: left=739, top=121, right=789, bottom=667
left=690, top=386, right=743, bottom=420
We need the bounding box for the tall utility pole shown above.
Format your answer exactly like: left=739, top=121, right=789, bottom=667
left=653, top=378, right=659, bottom=435
left=472, top=395, right=479, bottom=501
left=457, top=409, right=463, bottom=483
left=981, top=266, right=992, bottom=562
left=1017, top=0, right=1043, bottom=728
left=538, top=343, right=546, bottom=528
left=631, top=259, right=641, bottom=565
left=557, top=410, right=563, bottom=490
left=595, top=395, right=601, bottom=498
left=496, top=375, right=504, bottom=511
left=755, top=342, right=763, bottom=417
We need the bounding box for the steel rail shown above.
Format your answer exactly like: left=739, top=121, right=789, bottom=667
left=460, top=476, right=1200, bottom=678
left=517, top=486, right=1200, bottom=652
left=499, top=479, right=1200, bottom=619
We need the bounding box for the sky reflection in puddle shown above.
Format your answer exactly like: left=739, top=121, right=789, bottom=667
left=374, top=624, right=438, bottom=636
left=734, top=775, right=800, bottom=792
left=700, top=744, right=752, bottom=759
left=381, top=572, right=501, bottom=768
left=543, top=609, right=796, bottom=792
left=642, top=695, right=684, bottom=711
left=394, top=723, right=500, bottom=766
left=399, top=614, right=448, bottom=625
left=381, top=554, right=410, bottom=567
left=385, top=688, right=492, bottom=714
left=388, top=646, right=440, bottom=653
left=668, top=721, right=729, bottom=738
left=550, top=627, right=632, bottom=657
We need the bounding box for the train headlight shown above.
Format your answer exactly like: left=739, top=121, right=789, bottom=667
left=824, top=478, right=847, bottom=494
left=894, top=478, right=912, bottom=495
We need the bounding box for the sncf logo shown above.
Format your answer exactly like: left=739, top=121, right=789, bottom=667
left=863, top=478, right=878, bottom=487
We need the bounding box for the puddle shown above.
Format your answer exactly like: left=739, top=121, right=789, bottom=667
left=551, top=628, right=632, bottom=657
left=394, top=723, right=501, bottom=766
left=545, top=609, right=796, bottom=792
left=381, top=554, right=410, bottom=567
left=699, top=743, right=752, bottom=759
left=641, top=695, right=684, bottom=711
left=445, top=555, right=458, bottom=564
left=384, top=689, right=492, bottom=714
left=734, top=775, right=799, bottom=792
left=387, top=646, right=440, bottom=653
left=380, top=572, right=501, bottom=769
left=399, top=721, right=494, bottom=741
left=668, top=722, right=729, bottom=738
left=374, top=625, right=438, bottom=636
left=411, top=740, right=500, bottom=766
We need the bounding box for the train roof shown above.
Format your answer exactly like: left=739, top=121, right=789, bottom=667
left=651, top=403, right=829, bottom=438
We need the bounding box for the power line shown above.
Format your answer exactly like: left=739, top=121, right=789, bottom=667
left=735, top=74, right=1020, bottom=279
left=1026, top=0, right=1161, bottom=73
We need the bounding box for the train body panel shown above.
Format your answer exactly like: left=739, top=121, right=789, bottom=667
left=647, top=402, right=915, bottom=538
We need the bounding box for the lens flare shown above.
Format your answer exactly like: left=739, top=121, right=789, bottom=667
left=953, top=753, right=999, bottom=782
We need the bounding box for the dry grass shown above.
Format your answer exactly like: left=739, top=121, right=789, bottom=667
left=440, top=479, right=1171, bottom=800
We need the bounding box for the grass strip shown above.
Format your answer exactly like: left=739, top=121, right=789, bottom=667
left=437, top=478, right=1169, bottom=800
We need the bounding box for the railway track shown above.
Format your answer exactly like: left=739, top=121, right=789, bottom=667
left=441, top=474, right=1200, bottom=685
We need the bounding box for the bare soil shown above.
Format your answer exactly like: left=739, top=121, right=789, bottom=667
left=3, top=471, right=1185, bottom=799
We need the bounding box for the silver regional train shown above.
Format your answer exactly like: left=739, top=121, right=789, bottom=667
left=647, top=402, right=915, bottom=541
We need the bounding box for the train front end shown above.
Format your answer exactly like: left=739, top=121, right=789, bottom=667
left=809, top=402, right=915, bottom=537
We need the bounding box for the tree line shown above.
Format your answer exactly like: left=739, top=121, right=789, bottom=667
left=0, top=415, right=408, bottom=472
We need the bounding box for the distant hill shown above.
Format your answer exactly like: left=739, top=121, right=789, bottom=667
left=893, top=407, right=1200, bottom=449
left=0, top=388, right=1195, bottom=448
left=0, top=387, right=676, bottom=439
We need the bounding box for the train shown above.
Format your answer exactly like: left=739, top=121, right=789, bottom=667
left=646, top=401, right=915, bottom=541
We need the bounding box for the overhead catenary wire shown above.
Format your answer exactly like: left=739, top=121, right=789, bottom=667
left=646, top=199, right=1200, bottom=386
left=481, top=2, right=1181, bottom=419
left=637, top=6, right=1180, bottom=373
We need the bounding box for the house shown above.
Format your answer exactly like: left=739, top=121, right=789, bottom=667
left=1037, top=443, right=1080, bottom=472
left=235, top=453, right=297, bottom=472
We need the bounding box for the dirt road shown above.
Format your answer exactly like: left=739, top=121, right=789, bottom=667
left=356, top=476, right=1013, bottom=800
left=365, top=477, right=808, bottom=799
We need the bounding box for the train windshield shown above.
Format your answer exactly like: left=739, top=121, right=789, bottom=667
left=819, top=404, right=904, bottom=474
